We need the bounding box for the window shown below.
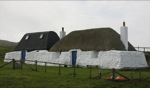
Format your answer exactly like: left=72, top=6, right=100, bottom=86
left=25, top=35, right=29, bottom=40
left=39, top=34, right=44, bottom=39
left=92, top=51, right=99, bottom=58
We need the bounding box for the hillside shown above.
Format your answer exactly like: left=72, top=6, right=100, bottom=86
left=0, top=46, right=15, bottom=59
left=0, top=40, right=16, bottom=59
left=0, top=40, right=17, bottom=46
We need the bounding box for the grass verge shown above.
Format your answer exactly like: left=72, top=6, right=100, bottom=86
left=0, top=61, right=150, bottom=88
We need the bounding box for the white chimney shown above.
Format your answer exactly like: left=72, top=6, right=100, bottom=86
left=120, top=22, right=128, bottom=51
left=60, top=27, right=66, bottom=39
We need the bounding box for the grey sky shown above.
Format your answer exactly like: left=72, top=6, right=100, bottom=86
left=0, top=1, right=150, bottom=47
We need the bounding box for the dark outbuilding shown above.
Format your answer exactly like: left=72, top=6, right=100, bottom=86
left=14, top=31, right=60, bottom=51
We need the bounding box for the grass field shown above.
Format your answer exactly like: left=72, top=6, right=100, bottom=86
left=0, top=46, right=15, bottom=59
left=0, top=46, right=150, bottom=88
left=145, top=52, right=150, bottom=66
left=1, top=61, right=150, bottom=88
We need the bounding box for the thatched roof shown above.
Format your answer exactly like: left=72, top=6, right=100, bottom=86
left=50, top=28, right=136, bottom=51
left=15, top=31, right=60, bottom=51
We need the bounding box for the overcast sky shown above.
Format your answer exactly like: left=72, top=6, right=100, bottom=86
left=0, top=1, right=150, bottom=47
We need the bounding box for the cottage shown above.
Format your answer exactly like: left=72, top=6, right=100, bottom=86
left=14, top=31, right=60, bottom=51
left=4, top=23, right=148, bottom=69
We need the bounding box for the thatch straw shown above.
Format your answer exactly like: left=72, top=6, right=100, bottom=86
left=50, top=28, right=136, bottom=51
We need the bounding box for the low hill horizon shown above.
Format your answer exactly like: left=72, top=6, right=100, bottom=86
left=0, top=39, right=17, bottom=46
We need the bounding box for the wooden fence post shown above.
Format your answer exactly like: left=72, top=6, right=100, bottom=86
left=12, top=59, right=15, bottom=70
left=112, top=68, right=115, bottom=81
left=131, top=69, right=133, bottom=80
left=139, top=69, right=141, bottom=80
left=35, top=60, right=37, bottom=71
left=20, top=60, right=23, bottom=70
left=58, top=64, right=61, bottom=75
left=89, top=66, right=92, bottom=78
left=99, top=68, right=102, bottom=79
left=73, top=65, right=76, bottom=77
left=45, top=62, right=47, bottom=72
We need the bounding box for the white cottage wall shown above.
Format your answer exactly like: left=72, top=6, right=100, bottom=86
left=99, top=51, right=148, bottom=69
left=4, top=51, right=21, bottom=62
left=76, top=51, right=95, bottom=66
left=90, top=51, right=100, bottom=66
left=25, top=51, right=39, bottom=65
left=4, top=50, right=148, bottom=69
left=58, top=52, right=71, bottom=65
left=99, top=51, right=121, bottom=69
left=25, top=50, right=60, bottom=66
left=119, top=51, right=148, bottom=68
left=44, top=52, right=60, bottom=66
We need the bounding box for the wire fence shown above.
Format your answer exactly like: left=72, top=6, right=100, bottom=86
left=1, top=59, right=149, bottom=81
left=1, top=59, right=101, bottom=78
left=135, top=47, right=150, bottom=52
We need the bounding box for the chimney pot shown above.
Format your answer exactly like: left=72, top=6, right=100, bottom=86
left=123, top=22, right=125, bottom=26
left=62, top=27, right=64, bottom=31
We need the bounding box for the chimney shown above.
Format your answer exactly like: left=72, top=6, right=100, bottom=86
left=120, top=21, right=128, bottom=51
left=60, top=27, right=66, bottom=39
left=62, top=27, right=64, bottom=31
left=123, top=21, right=125, bottom=26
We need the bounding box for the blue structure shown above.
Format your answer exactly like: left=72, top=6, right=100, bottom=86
left=21, top=50, right=26, bottom=62
left=71, top=51, right=77, bottom=66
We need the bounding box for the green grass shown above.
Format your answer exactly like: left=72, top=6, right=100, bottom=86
left=0, top=61, right=150, bottom=88
left=0, top=46, right=15, bottom=60
left=145, top=52, right=150, bottom=66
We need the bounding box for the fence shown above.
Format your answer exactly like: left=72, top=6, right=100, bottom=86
left=1, top=59, right=149, bottom=81
left=111, top=68, right=143, bottom=81
left=135, top=47, right=150, bottom=52
left=1, top=59, right=100, bottom=78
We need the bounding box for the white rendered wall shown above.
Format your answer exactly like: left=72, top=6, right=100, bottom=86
left=25, top=50, right=38, bottom=65
left=120, top=26, right=128, bottom=51
left=60, top=31, right=66, bottom=39
left=99, top=51, right=121, bottom=69
left=99, top=50, right=148, bottom=69
left=25, top=50, right=60, bottom=66
left=76, top=51, right=100, bottom=66
left=57, top=52, right=71, bottom=65
left=4, top=51, right=21, bottom=62
left=4, top=50, right=148, bottom=69
left=76, top=51, right=93, bottom=66
left=119, top=51, right=148, bottom=68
